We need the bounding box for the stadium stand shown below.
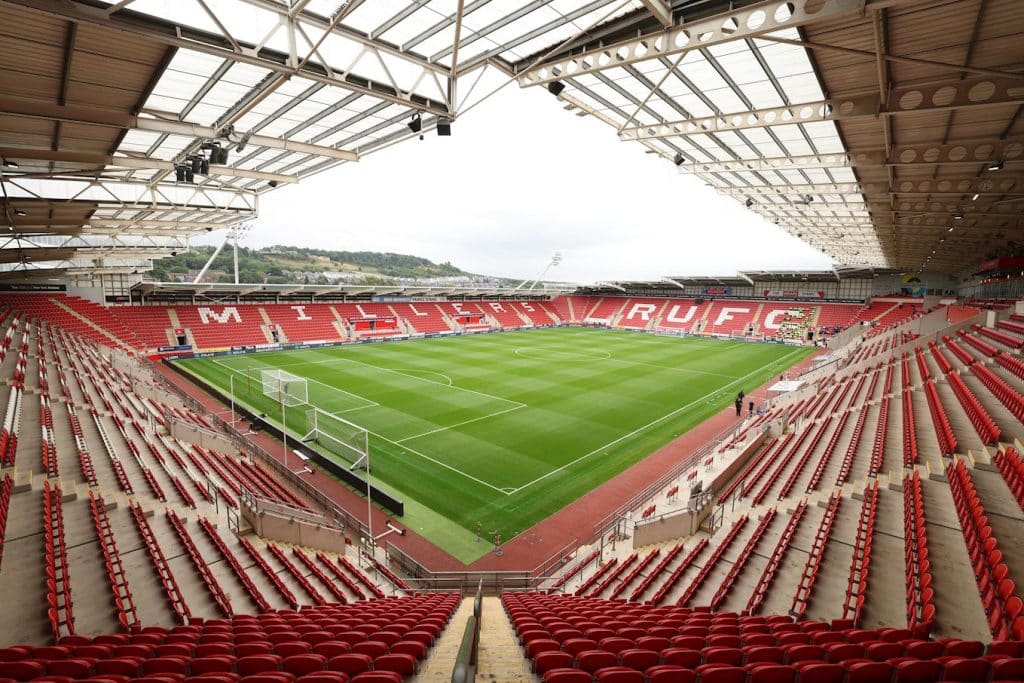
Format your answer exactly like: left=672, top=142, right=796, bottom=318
left=4, top=1, right=1024, bottom=680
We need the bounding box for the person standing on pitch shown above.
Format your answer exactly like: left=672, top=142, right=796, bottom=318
left=735, top=396, right=743, bottom=416
left=748, top=400, right=754, bottom=417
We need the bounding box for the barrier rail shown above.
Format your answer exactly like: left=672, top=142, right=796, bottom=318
left=451, top=580, right=483, bottom=683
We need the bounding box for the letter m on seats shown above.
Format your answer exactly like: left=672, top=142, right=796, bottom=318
left=198, top=307, right=241, bottom=324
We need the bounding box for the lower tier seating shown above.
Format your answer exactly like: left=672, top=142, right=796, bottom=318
left=505, top=593, right=1024, bottom=683
left=0, top=594, right=459, bottom=682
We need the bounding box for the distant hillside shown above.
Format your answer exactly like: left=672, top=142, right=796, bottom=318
left=150, top=245, right=502, bottom=285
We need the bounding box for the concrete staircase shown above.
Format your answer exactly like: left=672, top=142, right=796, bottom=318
left=475, top=597, right=535, bottom=682
left=411, top=597, right=474, bottom=682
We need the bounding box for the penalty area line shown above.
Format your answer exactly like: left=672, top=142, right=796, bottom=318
left=396, top=404, right=527, bottom=443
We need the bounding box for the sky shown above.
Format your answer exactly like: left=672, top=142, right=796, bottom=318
left=233, top=71, right=833, bottom=284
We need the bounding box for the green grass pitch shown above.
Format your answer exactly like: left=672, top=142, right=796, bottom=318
left=174, top=327, right=811, bottom=563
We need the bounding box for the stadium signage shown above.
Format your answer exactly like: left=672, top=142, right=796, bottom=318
left=704, top=287, right=731, bottom=295
left=158, top=344, right=192, bottom=352
left=762, top=289, right=825, bottom=299
left=0, top=283, right=66, bottom=291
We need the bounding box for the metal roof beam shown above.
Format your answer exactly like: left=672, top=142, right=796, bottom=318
left=718, top=176, right=1024, bottom=196
left=640, top=0, right=672, bottom=28
left=0, top=148, right=300, bottom=183
left=676, top=151, right=884, bottom=174
left=7, top=0, right=450, bottom=117
left=0, top=96, right=360, bottom=162
left=517, top=0, right=867, bottom=87
left=621, top=76, right=1024, bottom=140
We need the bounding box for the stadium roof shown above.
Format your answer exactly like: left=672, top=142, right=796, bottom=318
left=0, top=0, right=1021, bottom=280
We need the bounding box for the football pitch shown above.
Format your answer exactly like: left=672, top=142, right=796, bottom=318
left=174, top=327, right=811, bottom=562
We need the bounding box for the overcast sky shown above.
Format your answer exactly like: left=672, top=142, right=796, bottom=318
left=228, top=73, right=832, bottom=284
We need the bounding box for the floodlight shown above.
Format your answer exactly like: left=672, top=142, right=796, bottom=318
left=408, top=113, right=422, bottom=134
left=436, top=117, right=452, bottom=136
left=953, top=211, right=964, bottom=220
left=1, top=159, right=17, bottom=169
left=548, top=81, right=566, bottom=96
left=174, top=165, right=187, bottom=182
left=971, top=192, right=980, bottom=201
left=235, top=130, right=253, bottom=153
left=987, top=160, right=1004, bottom=171
left=673, top=152, right=685, bottom=166
left=14, top=209, right=27, bottom=217
left=745, top=198, right=754, bottom=208
left=190, top=155, right=204, bottom=174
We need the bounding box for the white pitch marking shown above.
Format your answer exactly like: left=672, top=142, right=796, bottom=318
left=321, top=356, right=527, bottom=410
left=513, top=345, right=739, bottom=379
left=396, top=404, right=527, bottom=443
left=210, top=357, right=512, bottom=495
left=507, top=347, right=805, bottom=495
left=369, top=431, right=513, bottom=496
left=211, top=358, right=379, bottom=411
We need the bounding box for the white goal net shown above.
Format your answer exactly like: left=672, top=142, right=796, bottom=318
left=260, top=369, right=308, bottom=407
left=303, top=407, right=370, bottom=471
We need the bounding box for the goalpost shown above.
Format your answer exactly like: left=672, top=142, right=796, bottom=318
left=303, top=406, right=370, bottom=471
left=260, top=369, right=308, bottom=408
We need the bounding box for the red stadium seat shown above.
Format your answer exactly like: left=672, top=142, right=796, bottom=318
left=543, top=670, right=593, bottom=683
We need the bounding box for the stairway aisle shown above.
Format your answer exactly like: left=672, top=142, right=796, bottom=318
left=475, top=596, right=535, bottom=682
left=412, top=596, right=475, bottom=683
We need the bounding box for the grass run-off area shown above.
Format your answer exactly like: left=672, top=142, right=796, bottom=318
left=174, top=327, right=811, bottom=563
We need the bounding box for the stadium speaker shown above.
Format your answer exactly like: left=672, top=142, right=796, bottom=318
left=695, top=298, right=704, bottom=305
left=548, top=81, right=566, bottom=96
left=436, top=117, right=452, bottom=136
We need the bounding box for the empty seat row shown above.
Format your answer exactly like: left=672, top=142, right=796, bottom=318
left=42, top=481, right=74, bottom=641
left=553, top=550, right=600, bottom=590
left=611, top=549, right=661, bottom=600
left=539, top=655, right=1024, bottom=683
left=922, top=381, right=956, bottom=457
left=903, top=472, right=935, bottom=633
left=946, top=459, right=1024, bottom=640
left=947, top=372, right=1001, bottom=445
left=842, top=482, right=879, bottom=627
left=746, top=502, right=808, bottom=616
left=679, top=516, right=750, bottom=607
left=791, top=492, right=842, bottom=620
left=710, top=511, right=777, bottom=611
left=971, top=362, right=1024, bottom=425
left=88, top=491, right=141, bottom=631
left=973, top=323, right=1024, bottom=350
left=630, top=545, right=683, bottom=603
left=901, top=389, right=919, bottom=467
left=994, top=447, right=1024, bottom=512
left=167, top=510, right=234, bottom=618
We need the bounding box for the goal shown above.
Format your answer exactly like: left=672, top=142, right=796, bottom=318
left=260, top=369, right=308, bottom=407
left=303, top=406, right=370, bottom=471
